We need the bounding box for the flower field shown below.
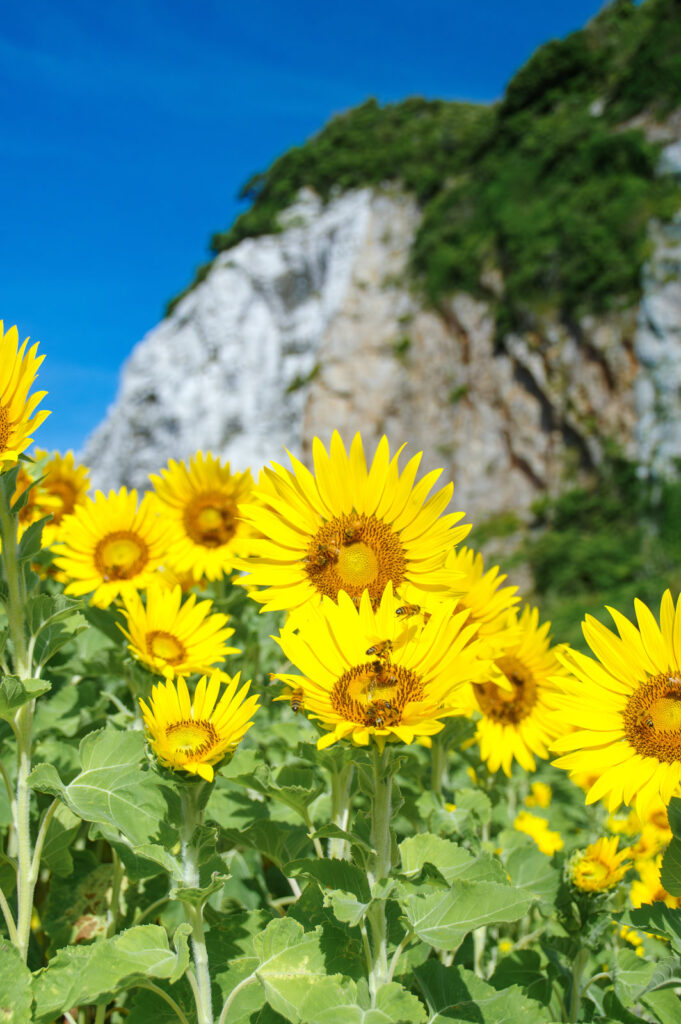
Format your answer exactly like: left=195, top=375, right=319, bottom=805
left=2, top=319, right=681, bottom=1023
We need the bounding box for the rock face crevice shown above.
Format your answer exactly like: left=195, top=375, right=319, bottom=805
left=84, top=144, right=681, bottom=523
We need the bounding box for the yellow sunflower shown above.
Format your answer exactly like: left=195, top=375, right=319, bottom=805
left=54, top=488, right=173, bottom=608
left=149, top=453, right=253, bottom=581
left=570, top=837, right=631, bottom=892
left=551, top=590, right=681, bottom=816
left=525, top=781, right=552, bottom=809
left=273, top=582, right=489, bottom=750
left=238, top=432, right=470, bottom=614
left=32, top=449, right=90, bottom=545
left=139, top=672, right=259, bottom=781
left=120, top=584, right=239, bottom=679
left=0, top=323, right=50, bottom=469
left=513, top=811, right=563, bottom=855
left=454, top=605, right=569, bottom=776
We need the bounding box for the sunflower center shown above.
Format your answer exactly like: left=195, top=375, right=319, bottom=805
left=624, top=673, right=681, bottom=763
left=304, top=513, right=406, bottom=606
left=0, top=405, right=9, bottom=453
left=330, top=661, right=424, bottom=727
left=473, top=656, right=537, bottom=725
left=48, top=479, right=77, bottom=521
left=165, top=719, right=218, bottom=758
left=184, top=492, right=237, bottom=548
left=146, top=630, right=186, bottom=665
left=94, top=531, right=149, bottom=581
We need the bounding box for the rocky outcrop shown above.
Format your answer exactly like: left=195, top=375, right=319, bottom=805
left=84, top=147, right=681, bottom=524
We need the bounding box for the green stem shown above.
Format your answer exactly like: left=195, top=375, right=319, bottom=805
left=329, top=761, right=354, bottom=859
left=367, top=744, right=393, bottom=1005
left=430, top=732, right=448, bottom=796
left=180, top=784, right=214, bottom=1024
left=14, top=703, right=34, bottom=962
left=568, top=947, right=589, bottom=1022
left=135, top=981, right=192, bottom=1024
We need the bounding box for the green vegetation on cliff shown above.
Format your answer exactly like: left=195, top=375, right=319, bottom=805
left=167, top=0, right=681, bottom=320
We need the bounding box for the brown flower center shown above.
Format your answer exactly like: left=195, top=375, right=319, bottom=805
left=623, top=672, right=681, bottom=763
left=304, top=513, right=406, bottom=606
left=165, top=719, right=218, bottom=758
left=94, top=530, right=149, bottom=581
left=0, top=405, right=10, bottom=454
left=48, top=479, right=77, bottom=522
left=473, top=655, right=537, bottom=725
left=330, top=661, right=424, bottom=727
left=184, top=491, right=237, bottom=548
left=146, top=630, right=186, bottom=665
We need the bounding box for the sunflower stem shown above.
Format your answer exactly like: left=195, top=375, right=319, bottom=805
left=568, top=946, right=589, bottom=1022
left=329, top=760, right=354, bottom=859
left=179, top=783, right=214, bottom=1024
left=0, top=479, right=38, bottom=963
left=367, top=743, right=393, bottom=1005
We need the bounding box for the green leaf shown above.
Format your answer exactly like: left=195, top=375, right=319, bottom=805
left=399, top=834, right=506, bottom=886
left=613, top=948, right=657, bottom=1003
left=400, top=879, right=533, bottom=952
left=325, top=889, right=372, bottom=928
left=25, top=593, right=84, bottom=634
left=310, top=825, right=373, bottom=857
left=414, top=960, right=547, bottom=1023
left=40, top=804, right=82, bottom=877
left=29, top=727, right=173, bottom=847
left=629, top=904, right=681, bottom=956
left=667, top=797, right=681, bottom=837
left=287, top=858, right=371, bottom=903
left=661, top=838, right=681, bottom=896
left=490, top=950, right=555, bottom=1006
left=0, top=675, right=51, bottom=721
left=642, top=987, right=681, bottom=1024
left=32, top=924, right=191, bottom=1021
left=287, top=884, right=366, bottom=980
left=297, top=978, right=426, bottom=1023
left=498, top=832, right=560, bottom=902
left=0, top=938, right=33, bottom=1023
left=220, top=821, right=312, bottom=869
left=17, top=516, right=49, bottom=562
left=42, top=850, right=111, bottom=953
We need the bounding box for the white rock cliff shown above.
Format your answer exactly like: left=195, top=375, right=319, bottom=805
left=84, top=147, right=681, bottom=523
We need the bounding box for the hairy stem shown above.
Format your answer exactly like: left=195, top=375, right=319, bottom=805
left=568, top=947, right=590, bottom=1022
left=329, top=761, right=354, bottom=859
left=180, top=784, right=214, bottom=1024
left=367, top=744, right=393, bottom=1004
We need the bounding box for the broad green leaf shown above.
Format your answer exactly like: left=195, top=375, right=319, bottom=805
left=400, top=879, right=533, bottom=952
left=287, top=858, right=371, bottom=903
left=498, top=832, right=560, bottom=902
left=17, top=516, right=49, bottom=562
left=288, top=884, right=365, bottom=980
left=667, top=797, right=681, bottom=837
left=603, top=990, right=648, bottom=1024
left=414, top=960, right=547, bottom=1024
left=0, top=938, right=33, bottom=1023
left=661, top=837, right=681, bottom=896
left=0, top=675, right=51, bottom=721
left=40, top=804, right=81, bottom=877
left=613, top=948, right=657, bottom=1003
left=642, top=987, right=681, bottom=1024
left=126, top=977, right=196, bottom=1024
left=298, top=978, right=426, bottom=1023
left=399, top=834, right=506, bottom=886
left=32, top=924, right=191, bottom=1022
left=25, top=593, right=83, bottom=633
left=252, top=918, right=331, bottom=1021
left=326, top=889, right=371, bottom=928
left=29, top=727, right=172, bottom=847
left=42, top=850, right=111, bottom=953
left=220, top=821, right=311, bottom=868
left=629, top=904, right=681, bottom=956
left=490, top=950, right=555, bottom=1006
left=311, top=824, right=373, bottom=857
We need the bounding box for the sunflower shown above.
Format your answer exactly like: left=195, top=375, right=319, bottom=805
left=139, top=672, right=259, bottom=781
left=7, top=465, right=60, bottom=539
left=149, top=453, right=253, bottom=581
left=569, top=837, right=631, bottom=892
left=525, top=781, right=552, bottom=809
left=238, top=432, right=470, bottom=614
left=120, top=584, right=240, bottom=679
left=551, top=590, right=681, bottom=816
left=32, top=449, right=90, bottom=545
left=54, top=488, right=173, bottom=608
left=454, top=605, right=568, bottom=776
left=0, top=323, right=50, bottom=469
left=272, top=582, right=489, bottom=750
left=513, top=811, right=563, bottom=855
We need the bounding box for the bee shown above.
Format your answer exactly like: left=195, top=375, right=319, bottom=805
left=366, top=699, right=393, bottom=729
left=635, top=708, right=654, bottom=729
left=290, top=688, right=305, bottom=714
left=371, top=660, right=398, bottom=689
left=343, top=517, right=363, bottom=544
left=396, top=604, right=421, bottom=618
left=305, top=547, right=330, bottom=570
left=366, top=639, right=392, bottom=660
left=668, top=675, right=681, bottom=689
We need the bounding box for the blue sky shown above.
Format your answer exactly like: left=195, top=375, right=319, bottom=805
left=1, top=0, right=608, bottom=452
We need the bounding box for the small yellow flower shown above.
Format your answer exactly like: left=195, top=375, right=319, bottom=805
left=139, top=672, right=259, bottom=781
left=513, top=811, right=563, bottom=855
left=618, top=924, right=644, bottom=955
left=0, top=322, right=50, bottom=469
left=570, top=837, right=631, bottom=892
left=498, top=939, right=514, bottom=955
left=525, top=781, right=552, bottom=809
left=32, top=449, right=90, bottom=545
left=120, top=584, right=240, bottom=680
